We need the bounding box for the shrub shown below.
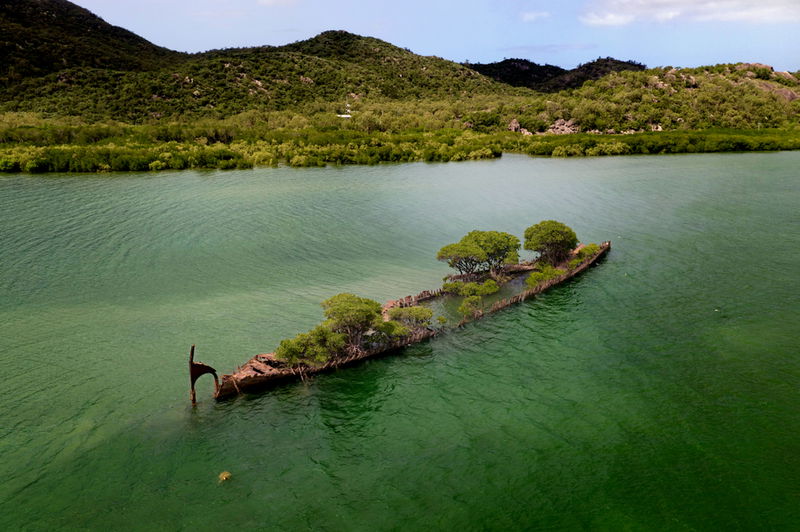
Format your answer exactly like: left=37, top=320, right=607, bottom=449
left=526, top=264, right=566, bottom=287
left=585, top=141, right=631, bottom=156
left=551, top=144, right=584, bottom=157
left=275, top=324, right=347, bottom=366
left=24, top=159, right=49, bottom=173
left=443, top=280, right=499, bottom=296
left=524, top=220, right=579, bottom=265
left=388, top=306, right=434, bottom=328
left=458, top=295, right=483, bottom=317
left=578, top=243, right=601, bottom=259
left=0, top=159, right=19, bottom=172
left=459, top=280, right=499, bottom=296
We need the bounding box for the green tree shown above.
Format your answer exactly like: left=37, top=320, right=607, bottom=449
left=275, top=324, right=346, bottom=365
left=524, top=220, right=578, bottom=265
left=525, top=264, right=566, bottom=288
left=388, top=306, right=434, bottom=329
left=443, top=279, right=499, bottom=296
left=462, top=230, right=520, bottom=273
left=458, top=295, right=483, bottom=318
left=436, top=241, right=487, bottom=275
left=321, top=293, right=384, bottom=348
left=438, top=230, right=520, bottom=276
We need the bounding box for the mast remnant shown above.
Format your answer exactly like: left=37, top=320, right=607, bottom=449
left=189, top=344, right=219, bottom=405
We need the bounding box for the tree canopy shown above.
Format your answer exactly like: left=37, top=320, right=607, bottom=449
left=438, top=230, right=520, bottom=275
left=463, top=230, right=520, bottom=273
left=523, top=220, right=578, bottom=265
left=387, top=306, right=434, bottom=329
left=436, top=241, right=487, bottom=275
left=322, top=293, right=383, bottom=346
left=275, top=324, right=346, bottom=366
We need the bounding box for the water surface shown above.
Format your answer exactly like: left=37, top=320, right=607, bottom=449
left=1, top=153, right=799, bottom=530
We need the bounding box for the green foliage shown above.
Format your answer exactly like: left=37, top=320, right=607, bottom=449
left=444, top=280, right=500, bottom=296
left=0, top=0, right=184, bottom=87
left=458, top=295, right=483, bottom=317
left=436, top=316, right=447, bottom=325
left=526, top=264, right=566, bottom=287
left=584, top=142, right=631, bottom=156
left=462, top=280, right=499, bottom=296
left=372, top=319, right=409, bottom=339
left=275, top=324, right=346, bottom=366
left=578, top=243, right=601, bottom=259
left=0, top=158, right=18, bottom=171
left=437, top=241, right=487, bottom=276
left=568, top=242, right=601, bottom=268
left=462, top=230, right=520, bottom=272
left=2, top=9, right=800, bottom=173
left=387, top=306, right=434, bottom=328
left=468, top=57, right=646, bottom=93
left=441, top=281, right=462, bottom=294
left=438, top=230, right=520, bottom=275
left=551, top=144, right=585, bottom=157
left=321, top=293, right=383, bottom=346
left=524, top=220, right=579, bottom=265
left=463, top=110, right=501, bottom=132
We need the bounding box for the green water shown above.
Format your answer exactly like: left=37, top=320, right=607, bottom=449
left=1, top=153, right=799, bottom=530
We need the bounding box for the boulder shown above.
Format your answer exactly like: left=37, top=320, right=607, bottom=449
left=547, top=118, right=579, bottom=135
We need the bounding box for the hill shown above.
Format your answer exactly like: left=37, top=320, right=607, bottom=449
left=0, top=0, right=184, bottom=86
left=0, top=19, right=513, bottom=121
left=1, top=0, right=800, bottom=175
left=467, top=59, right=566, bottom=90
left=467, top=57, right=646, bottom=92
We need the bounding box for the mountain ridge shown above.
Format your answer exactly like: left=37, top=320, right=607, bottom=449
left=0, top=0, right=184, bottom=85
left=466, top=57, right=647, bottom=92
left=0, top=0, right=798, bottom=135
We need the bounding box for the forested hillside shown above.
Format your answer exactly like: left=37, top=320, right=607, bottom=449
left=1, top=0, right=800, bottom=173
left=0, top=0, right=184, bottom=86
left=467, top=57, right=646, bottom=92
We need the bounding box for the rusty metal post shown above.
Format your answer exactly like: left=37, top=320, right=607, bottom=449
left=189, top=344, right=219, bottom=405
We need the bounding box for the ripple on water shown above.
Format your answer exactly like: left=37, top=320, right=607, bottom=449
left=2, top=153, right=800, bottom=529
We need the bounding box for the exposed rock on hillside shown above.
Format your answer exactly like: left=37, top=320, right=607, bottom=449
left=547, top=119, right=579, bottom=135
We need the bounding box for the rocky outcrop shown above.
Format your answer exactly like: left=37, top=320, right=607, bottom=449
left=775, top=71, right=798, bottom=83
left=736, top=62, right=774, bottom=72
left=547, top=119, right=579, bottom=135
left=757, top=81, right=799, bottom=101
left=508, top=119, right=534, bottom=136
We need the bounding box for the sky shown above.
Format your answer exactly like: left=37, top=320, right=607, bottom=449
left=71, top=0, right=800, bottom=70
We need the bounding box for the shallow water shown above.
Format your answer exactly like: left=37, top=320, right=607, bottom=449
left=1, top=153, right=799, bottom=530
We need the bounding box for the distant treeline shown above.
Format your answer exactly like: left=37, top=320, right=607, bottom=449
left=2, top=118, right=799, bottom=173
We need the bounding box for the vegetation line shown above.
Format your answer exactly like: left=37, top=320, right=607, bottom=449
left=2, top=124, right=799, bottom=173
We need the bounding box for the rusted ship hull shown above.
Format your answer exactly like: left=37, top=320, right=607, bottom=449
left=213, top=241, right=611, bottom=400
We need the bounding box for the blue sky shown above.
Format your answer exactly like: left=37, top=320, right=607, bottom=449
left=72, top=0, right=800, bottom=70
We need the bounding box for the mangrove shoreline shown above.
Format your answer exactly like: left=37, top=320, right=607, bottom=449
left=2, top=127, right=800, bottom=173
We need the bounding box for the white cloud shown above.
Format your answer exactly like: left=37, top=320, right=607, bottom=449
left=521, top=11, right=550, bottom=22
left=581, top=0, right=800, bottom=26
left=581, top=11, right=634, bottom=26
left=257, top=0, right=297, bottom=6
